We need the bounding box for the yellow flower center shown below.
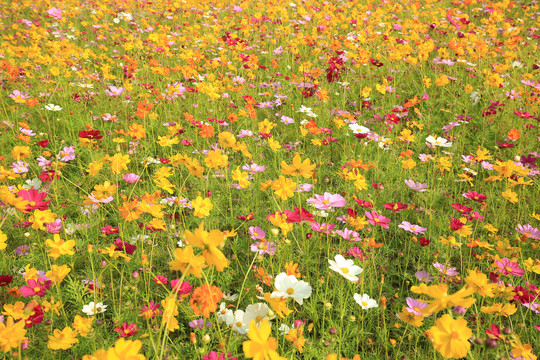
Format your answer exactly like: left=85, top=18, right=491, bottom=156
left=33, top=286, right=41, bottom=292
left=287, top=288, right=295, bottom=295
left=374, top=218, right=380, bottom=222
left=450, top=331, right=460, bottom=339
left=340, top=267, right=350, bottom=274
left=322, top=199, right=330, bottom=205
left=361, top=301, right=368, bottom=307
left=236, top=321, right=243, bottom=327
left=255, top=315, right=263, bottom=322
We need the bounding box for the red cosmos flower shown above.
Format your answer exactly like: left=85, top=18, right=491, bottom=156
left=354, top=199, right=373, bottom=209
left=486, top=324, right=504, bottom=342
left=101, top=225, right=120, bottom=235
left=23, top=301, right=44, bottom=329
left=497, top=142, right=515, bottom=148
left=463, top=190, right=487, bottom=203
left=114, top=238, right=137, bottom=255
left=78, top=130, right=103, bottom=140
left=346, top=208, right=358, bottom=217
left=451, top=203, right=473, bottom=214
left=39, top=169, right=60, bottom=182
left=236, top=212, right=254, bottom=221
left=0, top=274, right=13, bottom=286
left=17, top=189, right=52, bottom=213
left=383, top=202, right=408, bottom=212
left=418, top=237, right=431, bottom=246
left=38, top=140, right=49, bottom=148
left=450, top=218, right=464, bottom=231
left=114, top=322, right=139, bottom=338
left=284, top=207, right=315, bottom=223
left=511, top=286, right=534, bottom=304
left=20, top=277, right=52, bottom=297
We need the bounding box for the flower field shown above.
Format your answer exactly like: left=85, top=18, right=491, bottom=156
left=0, top=0, right=539, bottom=358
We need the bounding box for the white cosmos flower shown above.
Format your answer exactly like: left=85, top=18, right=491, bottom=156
left=227, top=310, right=249, bottom=334
left=217, top=302, right=233, bottom=324
left=243, top=303, right=272, bottom=326
left=354, top=294, right=378, bottom=310
left=82, top=301, right=107, bottom=316
left=425, top=135, right=452, bottom=148
left=271, top=273, right=312, bottom=305
left=328, top=254, right=363, bottom=282
left=44, top=104, right=62, bottom=111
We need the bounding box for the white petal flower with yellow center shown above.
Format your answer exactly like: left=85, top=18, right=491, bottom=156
left=328, top=254, right=363, bottom=282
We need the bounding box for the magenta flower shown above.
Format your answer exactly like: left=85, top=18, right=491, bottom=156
left=171, top=279, right=192, bottom=297
left=494, top=258, right=525, bottom=276
left=46, top=219, right=63, bottom=234
left=306, top=192, right=346, bottom=210
left=462, top=190, right=487, bottom=203
left=17, top=189, right=52, bottom=212
left=398, top=221, right=427, bottom=235
left=20, top=277, right=52, bottom=297
left=248, top=226, right=266, bottom=240
left=365, top=211, right=391, bottom=229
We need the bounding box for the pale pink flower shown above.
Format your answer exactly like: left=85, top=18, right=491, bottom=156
left=398, top=221, right=427, bottom=235
left=306, top=192, right=346, bottom=210
left=47, top=7, right=62, bottom=20
left=123, top=173, right=140, bottom=184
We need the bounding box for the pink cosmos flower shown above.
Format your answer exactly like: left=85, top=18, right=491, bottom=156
left=404, top=179, right=428, bottom=192
left=463, top=190, right=487, bottom=203
left=46, top=219, right=63, bottom=234
left=296, top=183, right=313, bottom=192
left=57, top=146, right=76, bottom=162
left=47, top=7, right=62, bottom=20
left=105, top=86, right=125, bottom=97
left=123, top=173, right=140, bottom=184
left=250, top=240, right=276, bottom=255
left=18, top=189, right=52, bottom=213
left=515, top=224, right=540, bottom=240
left=398, top=221, right=427, bottom=235
left=20, top=277, right=52, bottom=297
left=433, top=262, right=459, bottom=277
left=248, top=226, right=265, bottom=240
left=306, top=192, right=346, bottom=210
left=365, top=211, right=391, bottom=229
left=170, top=279, right=192, bottom=297
left=242, top=163, right=266, bottom=173
left=405, top=297, right=429, bottom=316
left=9, top=90, right=30, bottom=103
left=311, top=222, right=335, bottom=234
left=334, top=228, right=361, bottom=241
left=494, top=258, right=525, bottom=276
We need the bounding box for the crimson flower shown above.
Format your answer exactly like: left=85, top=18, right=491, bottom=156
left=383, top=202, right=408, bottom=212
left=114, top=322, right=139, bottom=338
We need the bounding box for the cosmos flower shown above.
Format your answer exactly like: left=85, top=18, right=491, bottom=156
left=328, top=254, right=363, bottom=282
